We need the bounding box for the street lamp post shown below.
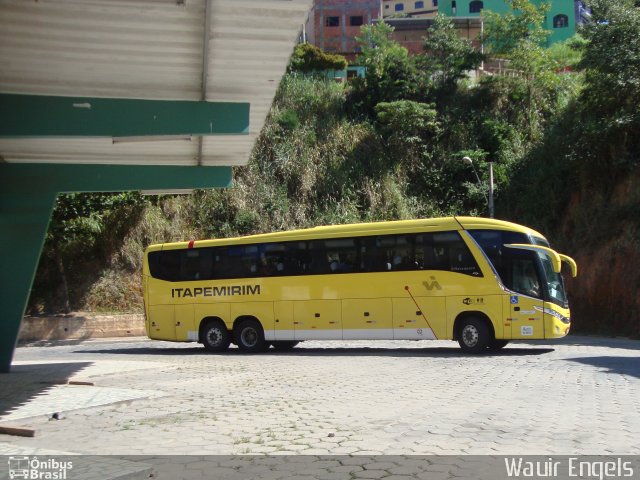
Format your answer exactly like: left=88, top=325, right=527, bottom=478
left=462, top=156, right=494, bottom=218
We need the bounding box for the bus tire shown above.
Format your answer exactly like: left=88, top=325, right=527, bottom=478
left=457, top=317, right=491, bottom=353
left=201, top=320, right=231, bottom=353
left=271, top=341, right=299, bottom=351
left=488, top=339, right=509, bottom=350
left=235, top=319, right=268, bottom=353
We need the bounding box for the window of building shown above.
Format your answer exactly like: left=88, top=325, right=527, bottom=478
left=415, top=1, right=425, bottom=8
left=350, top=15, right=364, bottom=26
left=469, top=0, right=483, bottom=13
left=452, top=0, right=457, bottom=15
left=395, top=3, right=404, bottom=11
left=433, top=0, right=438, bottom=6
left=325, top=16, right=340, bottom=27
left=553, top=14, right=569, bottom=28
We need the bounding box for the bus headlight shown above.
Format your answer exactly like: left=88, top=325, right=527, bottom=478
left=536, top=306, right=570, bottom=324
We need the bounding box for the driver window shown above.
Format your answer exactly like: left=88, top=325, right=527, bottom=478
left=512, top=257, right=541, bottom=298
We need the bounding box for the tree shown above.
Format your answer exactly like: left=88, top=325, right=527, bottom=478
left=420, top=14, right=484, bottom=96
left=375, top=100, right=440, bottom=162
left=482, top=0, right=552, bottom=78
left=350, top=20, right=418, bottom=115
left=578, top=0, right=640, bottom=130
left=35, top=193, right=143, bottom=313
left=289, top=43, right=347, bottom=73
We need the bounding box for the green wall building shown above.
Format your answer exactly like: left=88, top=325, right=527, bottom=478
left=438, top=0, right=576, bottom=44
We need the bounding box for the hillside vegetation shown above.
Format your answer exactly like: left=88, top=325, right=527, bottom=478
left=29, top=0, right=639, bottom=337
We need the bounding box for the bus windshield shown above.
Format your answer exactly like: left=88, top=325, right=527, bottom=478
left=467, top=229, right=569, bottom=308
left=536, top=251, right=568, bottom=307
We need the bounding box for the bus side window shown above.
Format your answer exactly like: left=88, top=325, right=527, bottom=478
left=413, top=234, right=425, bottom=269
left=260, top=243, right=284, bottom=276
left=320, top=238, right=358, bottom=274
left=214, top=245, right=258, bottom=279
left=148, top=250, right=181, bottom=281
left=289, top=241, right=311, bottom=274
left=424, top=232, right=482, bottom=276
left=308, top=240, right=329, bottom=274
left=510, top=255, right=542, bottom=298
left=181, top=249, right=213, bottom=280
left=359, top=237, right=382, bottom=272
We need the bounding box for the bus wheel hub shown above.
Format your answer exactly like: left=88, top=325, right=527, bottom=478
left=207, top=329, right=222, bottom=346
left=462, top=325, right=479, bottom=347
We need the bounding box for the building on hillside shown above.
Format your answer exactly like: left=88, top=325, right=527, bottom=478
left=383, top=0, right=439, bottom=18
left=384, top=0, right=577, bottom=56
left=385, top=16, right=482, bottom=54
left=437, top=0, right=577, bottom=44
left=304, top=0, right=580, bottom=64
left=305, top=0, right=381, bottom=61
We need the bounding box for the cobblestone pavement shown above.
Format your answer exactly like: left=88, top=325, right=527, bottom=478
left=1, top=336, right=639, bottom=458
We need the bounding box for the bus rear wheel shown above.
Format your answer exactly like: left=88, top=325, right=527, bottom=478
left=271, top=341, right=299, bottom=351
left=201, top=321, right=231, bottom=353
left=457, top=317, right=491, bottom=353
left=235, top=319, right=268, bottom=353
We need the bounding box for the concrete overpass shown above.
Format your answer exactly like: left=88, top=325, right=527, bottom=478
left=0, top=0, right=312, bottom=372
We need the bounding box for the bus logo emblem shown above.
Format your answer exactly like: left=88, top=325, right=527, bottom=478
left=423, top=276, right=442, bottom=291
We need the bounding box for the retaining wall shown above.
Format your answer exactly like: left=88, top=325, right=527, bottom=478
left=19, top=314, right=145, bottom=343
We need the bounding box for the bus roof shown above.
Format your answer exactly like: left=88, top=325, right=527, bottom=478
left=147, top=216, right=546, bottom=252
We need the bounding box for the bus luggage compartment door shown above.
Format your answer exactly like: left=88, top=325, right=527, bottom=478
left=293, top=300, right=341, bottom=340
left=392, top=297, right=444, bottom=340
left=273, top=301, right=294, bottom=340
left=342, top=298, right=392, bottom=340
left=148, top=304, right=175, bottom=340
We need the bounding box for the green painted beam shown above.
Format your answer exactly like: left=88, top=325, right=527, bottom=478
left=0, top=94, right=250, bottom=137
left=0, top=163, right=232, bottom=373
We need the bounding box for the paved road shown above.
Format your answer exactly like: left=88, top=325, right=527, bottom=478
left=1, top=336, right=639, bottom=458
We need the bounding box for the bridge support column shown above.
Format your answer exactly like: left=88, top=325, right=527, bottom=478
left=0, top=163, right=231, bottom=372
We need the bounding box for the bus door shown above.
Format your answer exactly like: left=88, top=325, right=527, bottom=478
left=505, top=244, right=576, bottom=339
left=504, top=248, right=544, bottom=339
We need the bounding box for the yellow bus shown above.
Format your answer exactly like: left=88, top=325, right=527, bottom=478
left=143, top=217, right=577, bottom=353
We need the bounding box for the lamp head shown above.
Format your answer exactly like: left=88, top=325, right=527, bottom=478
left=462, top=156, right=473, bottom=165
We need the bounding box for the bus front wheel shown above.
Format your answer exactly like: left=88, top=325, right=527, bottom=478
left=457, top=318, right=491, bottom=353
left=235, top=319, right=268, bottom=353
left=201, top=321, right=231, bottom=353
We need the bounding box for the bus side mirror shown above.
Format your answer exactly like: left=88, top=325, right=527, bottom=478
left=559, top=254, right=578, bottom=277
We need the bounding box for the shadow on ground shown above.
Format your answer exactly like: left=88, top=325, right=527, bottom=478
left=564, top=356, right=640, bottom=379
left=0, top=362, right=93, bottom=419
left=553, top=335, right=640, bottom=350
left=73, top=346, right=554, bottom=358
